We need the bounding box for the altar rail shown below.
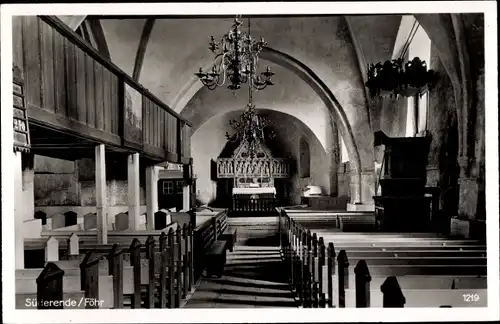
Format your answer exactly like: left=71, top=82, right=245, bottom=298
left=13, top=16, right=191, bottom=163
left=229, top=197, right=278, bottom=216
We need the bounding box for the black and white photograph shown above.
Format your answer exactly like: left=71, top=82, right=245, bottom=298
left=1, top=1, right=498, bottom=323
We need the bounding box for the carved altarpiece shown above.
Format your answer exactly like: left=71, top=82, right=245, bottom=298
left=217, top=140, right=289, bottom=190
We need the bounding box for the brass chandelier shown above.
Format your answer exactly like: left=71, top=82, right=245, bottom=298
left=365, top=22, right=438, bottom=99
left=195, top=16, right=275, bottom=91
left=225, top=92, right=276, bottom=159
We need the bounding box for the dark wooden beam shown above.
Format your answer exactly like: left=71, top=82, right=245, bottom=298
left=87, top=19, right=111, bottom=59
left=80, top=20, right=92, bottom=44
left=133, top=18, right=156, bottom=81
left=28, top=104, right=122, bottom=147
left=31, top=144, right=95, bottom=150
left=30, top=148, right=94, bottom=161
left=40, top=16, right=192, bottom=127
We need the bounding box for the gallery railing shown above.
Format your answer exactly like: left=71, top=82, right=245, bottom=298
left=13, top=15, right=191, bottom=164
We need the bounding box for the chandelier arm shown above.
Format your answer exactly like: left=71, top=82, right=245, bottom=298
left=215, top=53, right=228, bottom=87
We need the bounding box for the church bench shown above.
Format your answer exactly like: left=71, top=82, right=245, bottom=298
left=344, top=288, right=487, bottom=307
left=25, top=223, right=178, bottom=254
left=214, top=212, right=237, bottom=252
left=321, top=239, right=485, bottom=248
left=48, top=260, right=135, bottom=295
left=347, top=264, right=487, bottom=276
left=328, top=249, right=486, bottom=258
left=205, top=240, right=227, bottom=278
left=330, top=245, right=486, bottom=251
left=15, top=269, right=114, bottom=309
left=344, top=256, right=486, bottom=266
left=20, top=224, right=196, bottom=309
left=193, top=212, right=230, bottom=279
left=346, top=275, right=487, bottom=290
left=337, top=214, right=376, bottom=232
left=278, top=211, right=487, bottom=308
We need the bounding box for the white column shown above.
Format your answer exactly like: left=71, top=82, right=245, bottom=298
left=145, top=166, right=158, bottom=231
left=127, top=153, right=140, bottom=231
left=95, top=145, right=108, bottom=244
left=14, top=152, right=25, bottom=269
left=183, top=183, right=191, bottom=211
left=22, top=155, right=35, bottom=222
left=405, top=96, right=417, bottom=137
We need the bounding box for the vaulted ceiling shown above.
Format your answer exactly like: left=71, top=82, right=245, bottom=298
left=58, top=14, right=404, bottom=174
left=82, top=16, right=400, bottom=167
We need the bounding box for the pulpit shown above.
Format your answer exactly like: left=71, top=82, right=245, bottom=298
left=373, top=131, right=432, bottom=232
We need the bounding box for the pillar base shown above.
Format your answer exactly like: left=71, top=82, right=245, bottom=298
left=458, top=178, right=479, bottom=219
left=346, top=203, right=375, bottom=212
left=450, top=217, right=470, bottom=238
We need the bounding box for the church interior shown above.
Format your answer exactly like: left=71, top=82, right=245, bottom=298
left=8, top=11, right=494, bottom=311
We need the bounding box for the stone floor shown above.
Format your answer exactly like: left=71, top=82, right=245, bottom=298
left=184, top=245, right=297, bottom=308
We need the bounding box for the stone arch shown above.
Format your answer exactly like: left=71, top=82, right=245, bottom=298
left=413, top=14, right=471, bottom=167
left=192, top=108, right=332, bottom=204
left=173, top=47, right=364, bottom=203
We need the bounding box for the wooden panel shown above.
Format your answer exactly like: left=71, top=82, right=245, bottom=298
left=151, top=105, right=156, bottom=147
left=52, top=27, right=66, bottom=116
left=143, top=98, right=148, bottom=144
left=123, top=82, right=143, bottom=147
left=22, top=16, right=42, bottom=109
left=103, top=69, right=112, bottom=132
left=40, top=20, right=55, bottom=112
left=165, top=114, right=172, bottom=153
left=173, top=114, right=178, bottom=154
left=75, top=46, right=87, bottom=124
left=85, top=54, right=96, bottom=128
left=65, top=39, right=78, bottom=120
left=12, top=16, right=24, bottom=73
left=149, top=100, right=154, bottom=145
left=110, top=74, right=119, bottom=134
left=142, top=97, right=147, bottom=144
left=94, top=62, right=104, bottom=130
left=155, top=105, right=160, bottom=148
left=28, top=104, right=121, bottom=147
left=159, top=110, right=165, bottom=149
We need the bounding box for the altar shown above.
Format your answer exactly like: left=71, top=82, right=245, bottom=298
left=217, top=140, right=288, bottom=215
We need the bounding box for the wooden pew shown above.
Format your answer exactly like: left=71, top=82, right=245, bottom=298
left=214, top=211, right=237, bottom=252
left=277, top=209, right=487, bottom=308
left=16, top=264, right=85, bottom=309
left=16, top=254, right=115, bottom=309
left=18, top=223, right=196, bottom=309
left=193, top=212, right=229, bottom=280
left=347, top=262, right=487, bottom=307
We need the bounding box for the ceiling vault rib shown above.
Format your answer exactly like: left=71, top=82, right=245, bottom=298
left=343, top=16, right=372, bottom=132
left=87, top=19, right=111, bottom=60
left=133, top=18, right=156, bottom=81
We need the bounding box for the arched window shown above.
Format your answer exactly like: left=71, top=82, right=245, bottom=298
left=299, top=137, right=310, bottom=178
left=393, top=16, right=431, bottom=137
left=340, top=136, right=349, bottom=163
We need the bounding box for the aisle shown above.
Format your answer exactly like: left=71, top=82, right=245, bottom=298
left=184, top=245, right=298, bottom=308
